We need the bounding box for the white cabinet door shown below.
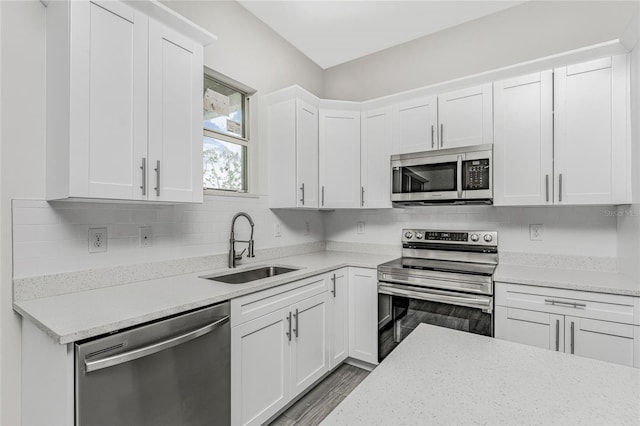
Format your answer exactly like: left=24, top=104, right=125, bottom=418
left=554, top=55, right=629, bottom=205
left=348, top=268, right=378, bottom=365
left=231, top=308, right=291, bottom=426
left=361, top=107, right=393, bottom=208
left=290, top=293, right=330, bottom=395
left=392, top=96, right=438, bottom=154
left=329, top=269, right=349, bottom=367
left=565, top=316, right=635, bottom=367
left=438, top=84, right=493, bottom=149
left=68, top=0, right=148, bottom=200
left=493, top=72, right=553, bottom=206
left=319, top=109, right=361, bottom=208
left=495, top=307, right=563, bottom=351
left=148, top=20, right=203, bottom=203
left=267, top=98, right=297, bottom=208
left=296, top=100, right=319, bottom=208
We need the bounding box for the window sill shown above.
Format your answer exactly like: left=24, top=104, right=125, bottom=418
left=204, top=189, right=260, bottom=199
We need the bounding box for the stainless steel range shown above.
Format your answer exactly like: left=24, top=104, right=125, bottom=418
left=378, top=229, right=498, bottom=360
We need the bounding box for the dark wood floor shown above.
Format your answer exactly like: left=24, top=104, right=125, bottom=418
left=268, top=364, right=370, bottom=426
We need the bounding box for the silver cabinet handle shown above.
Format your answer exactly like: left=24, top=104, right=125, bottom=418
left=321, top=186, right=325, bottom=207
left=545, top=174, right=549, bottom=203
left=558, top=173, right=563, bottom=202
left=555, top=319, right=560, bottom=351
left=544, top=299, right=586, bottom=309
left=286, top=311, right=292, bottom=341
left=154, top=160, right=161, bottom=196
left=140, top=158, right=147, bottom=196
left=361, top=187, right=365, bottom=207
left=456, top=155, right=463, bottom=199
left=299, top=183, right=305, bottom=205
left=293, top=308, right=299, bottom=338
left=331, top=273, right=336, bottom=298
left=440, top=123, right=444, bottom=147
left=85, top=315, right=229, bottom=373
left=570, top=321, right=575, bottom=354
left=431, top=125, right=435, bottom=149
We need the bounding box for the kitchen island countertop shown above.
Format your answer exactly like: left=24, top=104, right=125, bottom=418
left=322, top=324, right=640, bottom=425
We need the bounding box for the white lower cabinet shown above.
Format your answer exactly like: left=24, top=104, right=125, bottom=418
left=329, top=269, right=349, bottom=366
left=230, top=276, right=330, bottom=426
left=495, top=282, right=638, bottom=367
left=348, top=268, right=379, bottom=365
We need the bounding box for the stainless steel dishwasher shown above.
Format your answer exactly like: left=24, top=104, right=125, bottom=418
left=75, top=301, right=230, bottom=426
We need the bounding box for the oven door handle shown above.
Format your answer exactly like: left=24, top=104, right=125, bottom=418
left=378, top=284, right=492, bottom=313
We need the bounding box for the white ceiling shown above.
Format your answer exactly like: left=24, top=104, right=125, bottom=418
left=237, top=1, right=526, bottom=69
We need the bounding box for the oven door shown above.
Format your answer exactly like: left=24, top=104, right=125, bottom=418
left=378, top=283, right=493, bottom=361
left=391, top=152, right=462, bottom=202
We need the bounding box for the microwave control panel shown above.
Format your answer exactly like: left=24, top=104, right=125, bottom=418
left=463, top=159, right=490, bottom=190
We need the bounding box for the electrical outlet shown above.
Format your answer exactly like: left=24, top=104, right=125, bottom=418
left=529, top=224, right=544, bottom=241
left=88, top=227, right=107, bottom=253
left=274, top=223, right=282, bottom=237
left=304, top=221, right=310, bottom=235
left=356, top=221, right=365, bottom=234
left=139, top=226, right=153, bottom=247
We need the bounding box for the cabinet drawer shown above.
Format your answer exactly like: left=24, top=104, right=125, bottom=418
left=495, top=282, right=635, bottom=325
left=231, top=275, right=328, bottom=327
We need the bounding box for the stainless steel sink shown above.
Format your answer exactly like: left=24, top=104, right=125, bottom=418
left=200, top=266, right=299, bottom=284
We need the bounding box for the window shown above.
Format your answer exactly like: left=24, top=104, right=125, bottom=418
left=203, top=73, right=249, bottom=192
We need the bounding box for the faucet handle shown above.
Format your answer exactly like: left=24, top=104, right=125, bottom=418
left=235, top=248, right=247, bottom=260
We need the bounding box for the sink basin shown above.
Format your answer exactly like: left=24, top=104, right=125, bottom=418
left=201, top=266, right=299, bottom=284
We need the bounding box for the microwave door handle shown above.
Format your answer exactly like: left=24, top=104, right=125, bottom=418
left=456, top=155, right=463, bottom=199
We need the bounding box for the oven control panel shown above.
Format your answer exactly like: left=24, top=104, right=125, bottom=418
left=402, top=229, right=497, bottom=246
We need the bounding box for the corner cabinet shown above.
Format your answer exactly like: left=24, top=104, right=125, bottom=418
left=494, top=55, right=631, bottom=206
left=319, top=103, right=361, bottom=208
left=495, top=282, right=639, bottom=367
left=45, top=0, right=212, bottom=203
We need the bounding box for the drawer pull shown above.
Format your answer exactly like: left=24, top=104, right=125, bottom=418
left=544, top=299, right=586, bottom=309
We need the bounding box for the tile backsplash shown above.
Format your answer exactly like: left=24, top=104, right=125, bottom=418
left=12, top=197, right=324, bottom=278
left=323, top=205, right=618, bottom=259
left=12, top=199, right=619, bottom=279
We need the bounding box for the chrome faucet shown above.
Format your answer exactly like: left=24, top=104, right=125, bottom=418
left=228, top=212, right=255, bottom=268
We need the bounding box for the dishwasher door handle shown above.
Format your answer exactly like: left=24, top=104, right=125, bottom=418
left=84, top=315, right=230, bottom=373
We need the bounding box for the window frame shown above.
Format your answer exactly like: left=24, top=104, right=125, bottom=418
left=202, top=68, right=255, bottom=196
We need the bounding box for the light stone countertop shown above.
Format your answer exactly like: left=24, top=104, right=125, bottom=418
left=495, top=263, right=640, bottom=296
left=13, top=251, right=395, bottom=344
left=322, top=324, right=640, bottom=426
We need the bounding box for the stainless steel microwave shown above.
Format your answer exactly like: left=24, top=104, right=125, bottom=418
left=391, top=144, right=493, bottom=205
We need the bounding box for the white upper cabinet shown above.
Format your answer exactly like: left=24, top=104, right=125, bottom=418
left=319, top=105, right=361, bottom=208
left=494, top=71, right=554, bottom=206
left=391, top=84, right=493, bottom=155
left=438, top=84, right=493, bottom=149
left=267, top=87, right=319, bottom=209
left=494, top=55, right=631, bottom=206
left=297, top=100, right=320, bottom=208
left=361, top=107, right=393, bottom=208
left=45, top=0, right=212, bottom=203
left=554, top=55, right=631, bottom=205
left=148, top=21, right=204, bottom=203
left=392, top=96, right=438, bottom=154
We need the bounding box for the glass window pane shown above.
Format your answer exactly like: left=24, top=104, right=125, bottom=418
left=203, top=76, right=244, bottom=138
left=203, top=136, right=246, bottom=191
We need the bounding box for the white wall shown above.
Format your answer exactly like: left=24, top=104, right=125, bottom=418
left=325, top=206, right=618, bottom=258
left=1, top=2, right=46, bottom=424
left=1, top=1, right=325, bottom=424
left=324, top=1, right=639, bottom=101
left=617, top=41, right=640, bottom=281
